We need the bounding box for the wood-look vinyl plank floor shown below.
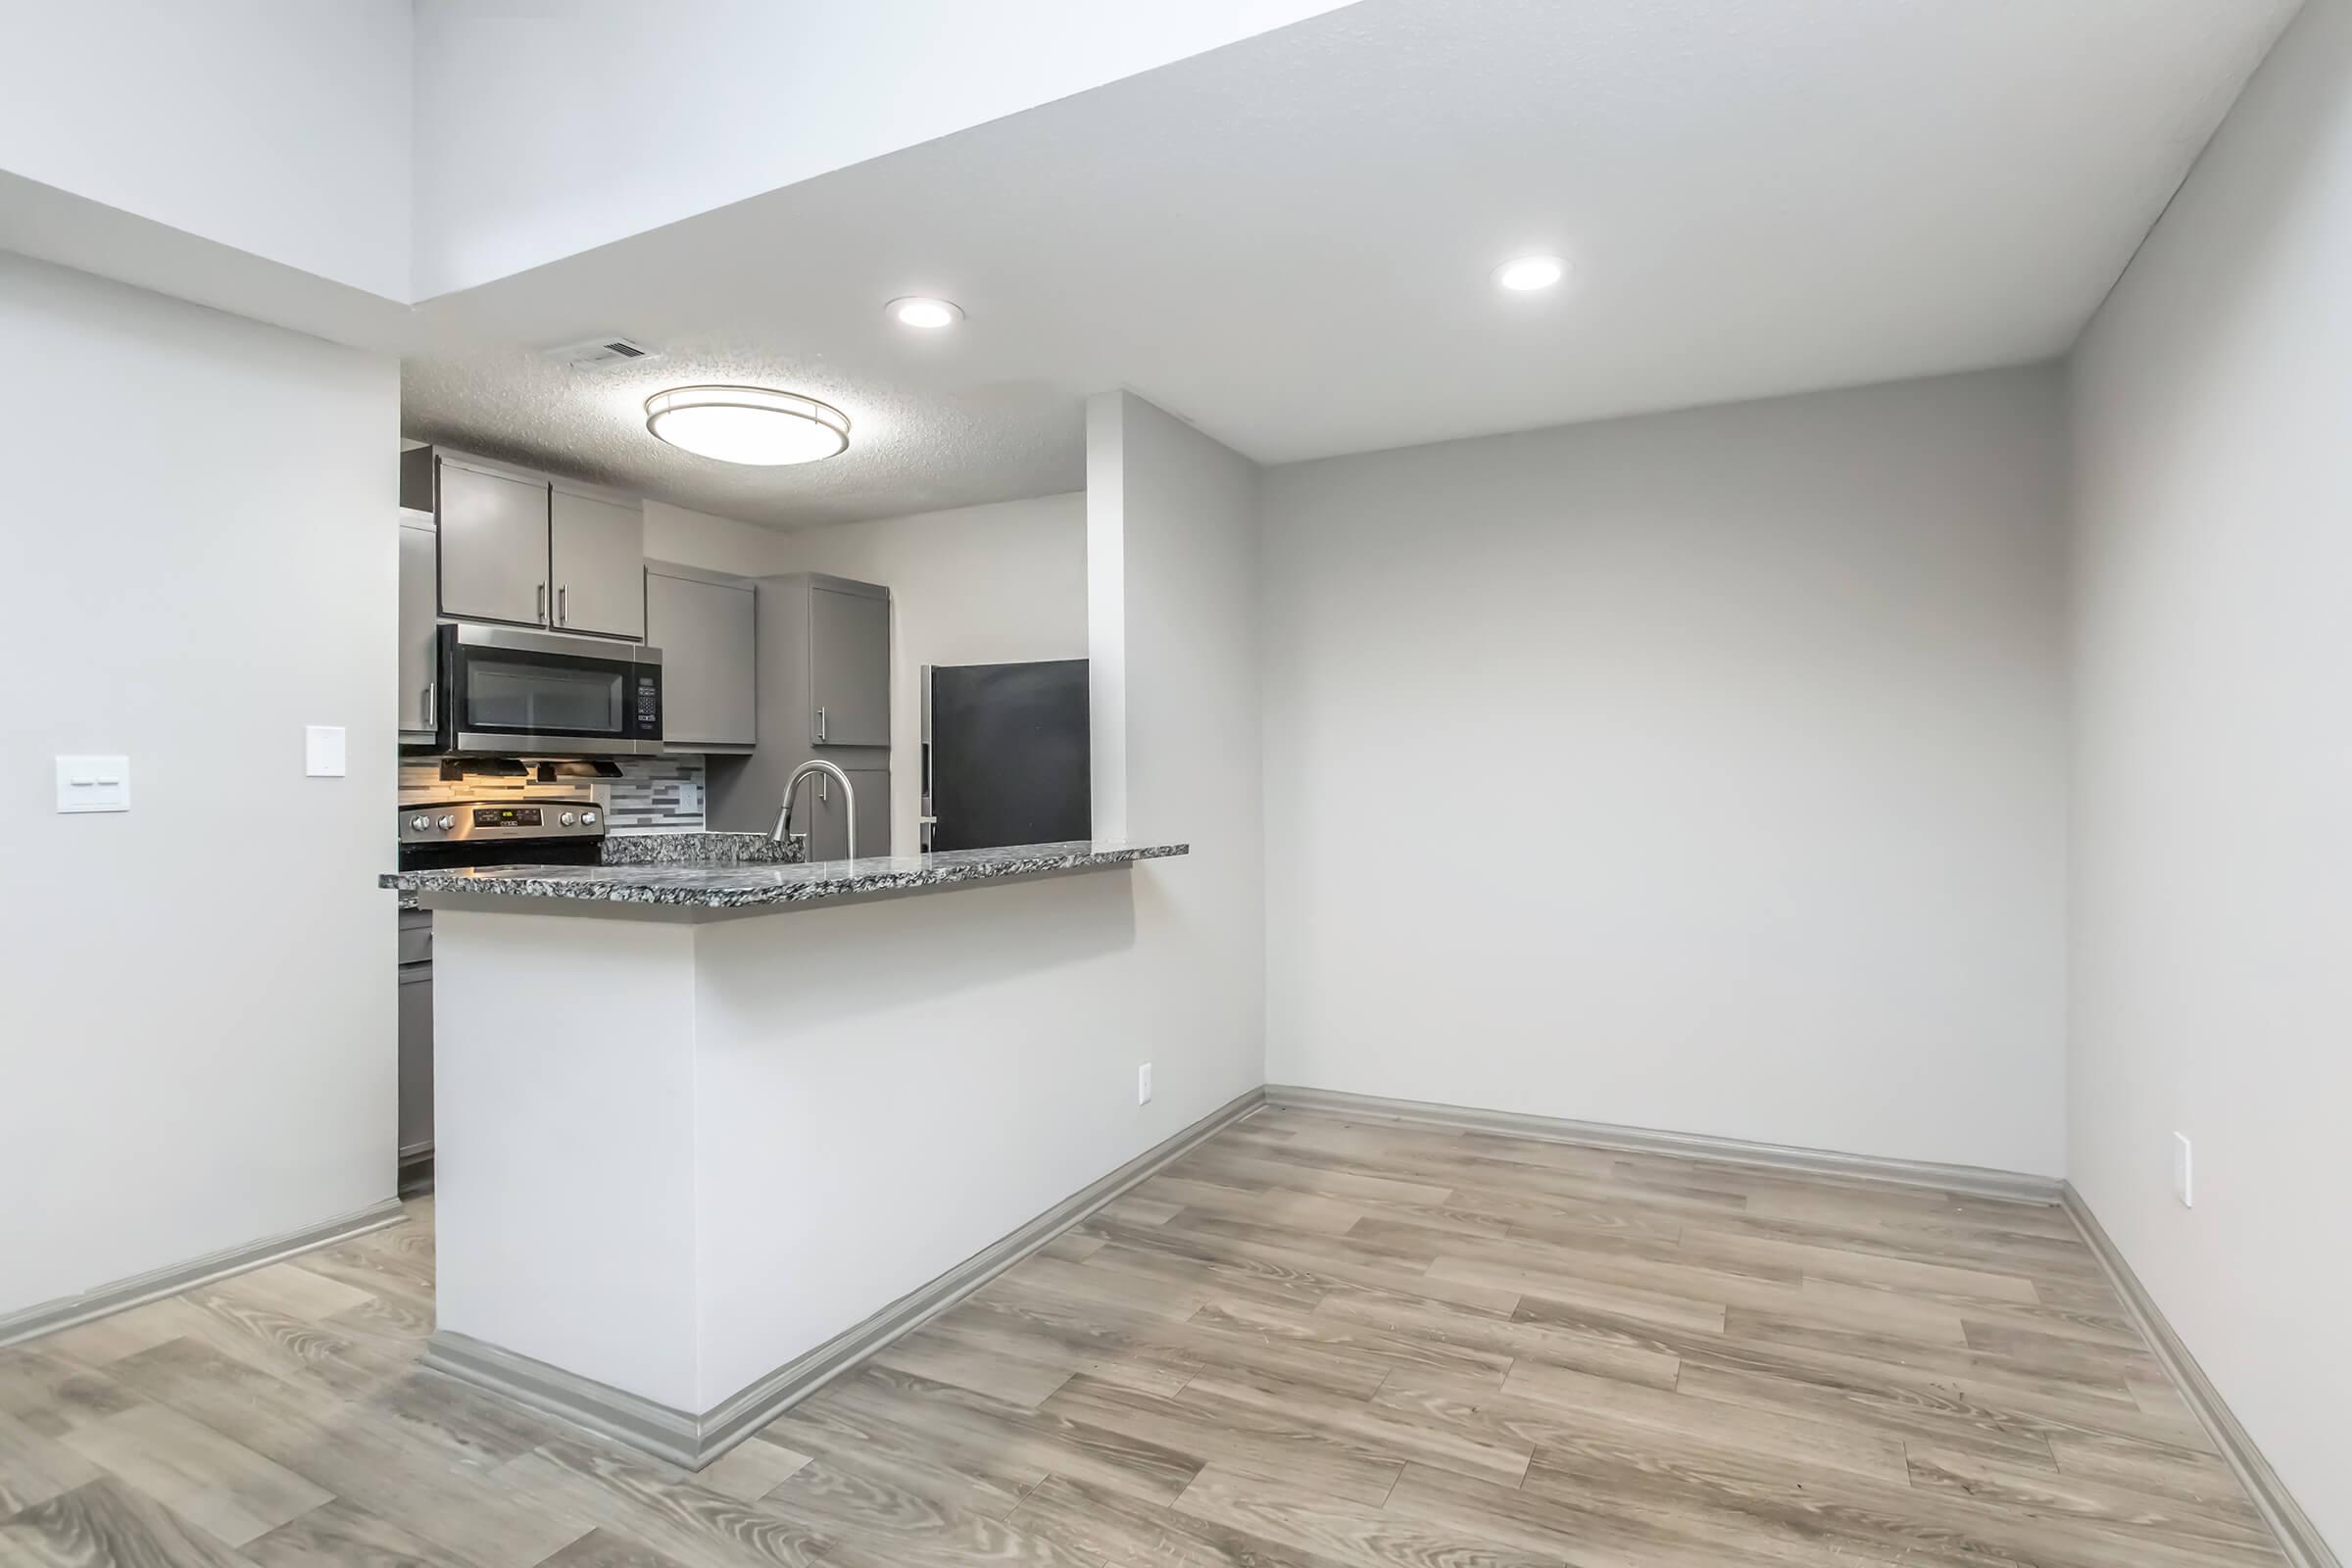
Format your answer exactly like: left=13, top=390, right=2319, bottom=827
left=0, top=1107, right=2287, bottom=1567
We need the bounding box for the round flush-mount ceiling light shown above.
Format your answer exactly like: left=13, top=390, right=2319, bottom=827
left=887, top=296, right=963, bottom=329
left=1492, top=254, right=1568, bottom=293
left=643, top=385, right=851, bottom=466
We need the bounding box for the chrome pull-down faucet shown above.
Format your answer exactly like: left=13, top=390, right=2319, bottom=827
left=773, top=759, right=857, bottom=860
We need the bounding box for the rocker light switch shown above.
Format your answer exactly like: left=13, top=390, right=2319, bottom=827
left=56, top=755, right=130, bottom=812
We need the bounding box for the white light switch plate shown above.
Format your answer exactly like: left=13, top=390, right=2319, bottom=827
left=305, top=725, right=347, bottom=777
left=56, top=755, right=130, bottom=812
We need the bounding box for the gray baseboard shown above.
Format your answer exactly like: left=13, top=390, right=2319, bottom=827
left=1262, top=1085, right=2064, bottom=1204
left=424, top=1084, right=1270, bottom=1470
left=424, top=1331, right=710, bottom=1468
left=0, top=1198, right=408, bottom=1349
left=2061, top=1185, right=2340, bottom=1568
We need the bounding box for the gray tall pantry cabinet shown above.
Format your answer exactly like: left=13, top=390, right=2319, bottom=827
left=706, top=573, right=892, bottom=857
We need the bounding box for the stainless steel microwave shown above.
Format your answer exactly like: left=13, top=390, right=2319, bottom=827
left=435, top=623, right=663, bottom=756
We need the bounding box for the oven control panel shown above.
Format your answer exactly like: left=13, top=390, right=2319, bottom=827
left=398, top=799, right=607, bottom=844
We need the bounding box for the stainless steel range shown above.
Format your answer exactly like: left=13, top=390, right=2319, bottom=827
left=395, top=800, right=608, bottom=1190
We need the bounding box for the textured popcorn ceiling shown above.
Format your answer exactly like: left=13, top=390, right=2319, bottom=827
left=401, top=0, right=2300, bottom=532
left=401, top=341, right=1073, bottom=533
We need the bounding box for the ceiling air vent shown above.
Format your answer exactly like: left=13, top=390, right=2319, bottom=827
left=541, top=335, right=660, bottom=370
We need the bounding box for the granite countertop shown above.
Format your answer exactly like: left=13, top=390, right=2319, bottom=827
left=383, top=840, right=1188, bottom=916
left=597, top=831, right=805, bottom=866
left=393, top=829, right=806, bottom=908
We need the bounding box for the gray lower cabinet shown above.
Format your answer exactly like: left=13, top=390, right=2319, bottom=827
left=805, top=765, right=888, bottom=861
left=397, top=955, right=433, bottom=1170
left=645, top=564, right=756, bottom=751
left=397, top=511, right=438, bottom=743
left=551, top=484, right=648, bottom=640
left=432, top=456, right=550, bottom=627
left=809, top=580, right=891, bottom=746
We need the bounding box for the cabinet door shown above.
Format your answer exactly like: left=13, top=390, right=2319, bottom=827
left=397, top=964, right=433, bottom=1160
left=437, top=461, right=550, bottom=625
left=550, top=488, right=647, bottom=639
left=397, top=521, right=438, bottom=739
left=805, top=766, right=889, bottom=861
left=808, top=583, right=890, bottom=746
left=645, top=570, right=755, bottom=748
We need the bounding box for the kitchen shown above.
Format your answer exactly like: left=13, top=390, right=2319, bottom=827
left=4, top=3, right=2344, bottom=1564
left=377, top=378, right=1231, bottom=1462
left=392, top=441, right=1107, bottom=1200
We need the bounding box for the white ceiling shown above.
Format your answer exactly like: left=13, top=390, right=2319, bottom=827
left=402, top=0, right=2300, bottom=530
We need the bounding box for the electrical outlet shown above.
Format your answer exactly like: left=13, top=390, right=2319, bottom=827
left=1138, top=1063, right=1153, bottom=1105
left=2173, top=1132, right=2193, bottom=1207
left=305, top=724, right=347, bottom=777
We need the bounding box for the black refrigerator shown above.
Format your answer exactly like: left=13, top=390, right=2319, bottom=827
left=920, top=660, right=1091, bottom=852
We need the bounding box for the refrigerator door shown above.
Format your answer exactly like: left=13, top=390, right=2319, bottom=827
left=923, top=660, right=1091, bottom=852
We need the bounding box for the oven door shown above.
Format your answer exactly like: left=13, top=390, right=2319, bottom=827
left=437, top=623, right=663, bottom=756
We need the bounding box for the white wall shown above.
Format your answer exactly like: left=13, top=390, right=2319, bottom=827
left=1087, top=389, right=1268, bottom=1122
left=0, top=256, right=399, bottom=1322
left=1260, top=368, right=2070, bottom=1176
left=642, top=499, right=799, bottom=582
left=0, top=0, right=412, bottom=301
left=2067, top=0, right=2352, bottom=1546
left=761, top=495, right=1089, bottom=852
left=410, top=0, right=1354, bottom=298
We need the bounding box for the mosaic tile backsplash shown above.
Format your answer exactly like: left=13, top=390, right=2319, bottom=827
left=397, top=757, right=705, bottom=833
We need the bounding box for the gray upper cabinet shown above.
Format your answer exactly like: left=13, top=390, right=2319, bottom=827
left=435, top=458, right=550, bottom=627
left=397, top=510, right=439, bottom=743
left=809, top=580, right=891, bottom=747
left=550, top=484, right=647, bottom=640
left=645, top=564, right=756, bottom=751
left=399, top=447, right=647, bottom=640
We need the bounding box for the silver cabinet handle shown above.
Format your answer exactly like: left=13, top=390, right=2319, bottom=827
left=815, top=706, right=827, bottom=743
left=558, top=584, right=568, bottom=625
left=535, top=583, right=547, bottom=624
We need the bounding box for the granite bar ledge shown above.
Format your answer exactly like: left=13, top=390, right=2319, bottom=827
left=381, top=839, right=1188, bottom=920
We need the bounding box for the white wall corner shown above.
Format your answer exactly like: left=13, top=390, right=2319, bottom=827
left=1085, top=390, right=1132, bottom=843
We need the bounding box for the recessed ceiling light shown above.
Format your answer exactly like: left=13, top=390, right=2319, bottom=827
left=1492, top=254, right=1568, bottom=293
left=887, top=296, right=963, bottom=329
left=643, top=385, right=851, bottom=466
